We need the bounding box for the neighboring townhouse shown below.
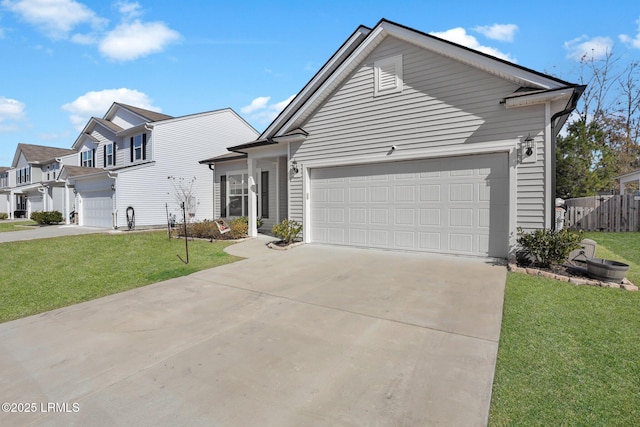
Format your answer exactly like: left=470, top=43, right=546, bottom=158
left=201, top=19, right=584, bottom=259
left=0, top=144, right=77, bottom=219
left=59, top=103, right=259, bottom=228
left=0, top=167, right=11, bottom=216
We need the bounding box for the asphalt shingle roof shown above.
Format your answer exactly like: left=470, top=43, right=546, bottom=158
left=18, top=144, right=77, bottom=164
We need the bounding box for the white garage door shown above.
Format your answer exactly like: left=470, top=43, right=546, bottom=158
left=310, top=154, right=509, bottom=257
left=81, top=191, right=113, bottom=228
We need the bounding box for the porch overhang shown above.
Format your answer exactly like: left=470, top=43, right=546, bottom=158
left=227, top=128, right=308, bottom=153
left=502, top=86, right=581, bottom=109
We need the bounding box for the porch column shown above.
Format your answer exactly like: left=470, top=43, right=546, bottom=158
left=247, top=157, right=258, bottom=237
left=620, top=181, right=626, bottom=195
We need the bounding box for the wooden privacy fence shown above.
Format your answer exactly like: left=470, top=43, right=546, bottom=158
left=565, top=195, right=640, bottom=232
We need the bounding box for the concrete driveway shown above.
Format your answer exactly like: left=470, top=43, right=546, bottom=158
left=0, top=238, right=506, bottom=426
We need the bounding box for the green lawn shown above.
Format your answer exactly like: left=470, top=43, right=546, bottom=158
left=0, top=220, right=37, bottom=232
left=490, top=233, right=640, bottom=426
left=0, top=231, right=240, bottom=323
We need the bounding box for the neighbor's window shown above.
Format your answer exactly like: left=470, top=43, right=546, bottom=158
left=16, top=194, right=26, bottom=210
left=82, top=150, right=94, bottom=168
left=16, top=167, right=30, bottom=184
left=105, top=143, right=114, bottom=167
left=130, top=134, right=147, bottom=162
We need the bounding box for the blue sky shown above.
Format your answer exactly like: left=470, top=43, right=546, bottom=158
left=1, top=0, right=639, bottom=165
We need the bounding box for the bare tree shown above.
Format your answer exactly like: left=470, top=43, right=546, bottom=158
left=168, top=176, right=198, bottom=222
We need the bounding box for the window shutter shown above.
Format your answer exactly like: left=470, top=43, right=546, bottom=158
left=220, top=175, right=227, bottom=217
left=103, top=146, right=106, bottom=167
left=79, top=152, right=82, bottom=166
left=130, top=137, right=134, bottom=163
left=113, top=144, right=116, bottom=166
left=142, top=133, right=147, bottom=160
left=92, top=149, right=96, bottom=167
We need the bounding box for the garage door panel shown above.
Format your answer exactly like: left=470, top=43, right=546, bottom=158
left=419, top=232, right=441, bottom=250
left=81, top=191, right=112, bottom=228
left=310, top=154, right=508, bottom=257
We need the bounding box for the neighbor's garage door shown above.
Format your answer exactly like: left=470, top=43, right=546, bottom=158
left=310, top=153, right=509, bottom=257
left=81, top=191, right=113, bottom=228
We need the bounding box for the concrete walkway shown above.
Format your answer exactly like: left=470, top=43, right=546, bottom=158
left=0, top=238, right=506, bottom=426
left=0, top=223, right=107, bottom=243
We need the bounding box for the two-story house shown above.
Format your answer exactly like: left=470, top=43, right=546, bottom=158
left=59, top=103, right=259, bottom=228
left=0, top=144, right=77, bottom=219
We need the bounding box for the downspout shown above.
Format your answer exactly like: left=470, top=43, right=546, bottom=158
left=549, top=85, right=585, bottom=229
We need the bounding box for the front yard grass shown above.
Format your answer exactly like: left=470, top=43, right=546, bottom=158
left=0, top=220, right=36, bottom=232
left=490, top=232, right=640, bottom=426
left=0, top=231, right=240, bottom=323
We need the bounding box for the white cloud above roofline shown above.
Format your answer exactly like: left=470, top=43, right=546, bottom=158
left=564, top=35, right=613, bottom=61
left=429, top=27, right=516, bottom=62
left=62, top=88, right=161, bottom=131
left=473, top=24, right=518, bottom=42
left=241, top=95, right=296, bottom=127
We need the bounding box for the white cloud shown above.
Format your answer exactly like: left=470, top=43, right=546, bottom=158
left=99, top=20, right=180, bottom=61
left=619, top=17, right=640, bottom=49
left=564, top=35, right=613, bottom=61
left=1, top=0, right=107, bottom=39
left=115, top=0, right=142, bottom=21
left=62, top=88, right=160, bottom=130
left=474, top=24, right=518, bottom=42
left=240, top=96, right=270, bottom=114
left=429, top=27, right=516, bottom=62
left=241, top=94, right=295, bottom=126
left=0, top=96, right=26, bottom=132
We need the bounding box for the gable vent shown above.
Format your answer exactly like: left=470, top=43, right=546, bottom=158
left=374, top=54, right=403, bottom=97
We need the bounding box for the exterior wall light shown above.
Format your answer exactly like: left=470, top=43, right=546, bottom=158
left=524, top=135, right=534, bottom=157
left=291, top=159, right=299, bottom=174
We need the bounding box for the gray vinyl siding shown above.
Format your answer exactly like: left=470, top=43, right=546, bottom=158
left=288, top=36, right=550, bottom=231
left=110, top=109, right=145, bottom=130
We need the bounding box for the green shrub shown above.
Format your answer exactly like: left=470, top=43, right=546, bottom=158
left=517, top=227, right=583, bottom=268
left=272, top=218, right=302, bottom=244
left=30, top=211, right=63, bottom=225
left=0, top=212, right=7, bottom=220
left=229, top=217, right=248, bottom=239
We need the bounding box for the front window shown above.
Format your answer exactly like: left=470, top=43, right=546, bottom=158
left=228, top=173, right=248, bottom=216
left=0, top=172, right=8, bottom=188
left=82, top=150, right=93, bottom=168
